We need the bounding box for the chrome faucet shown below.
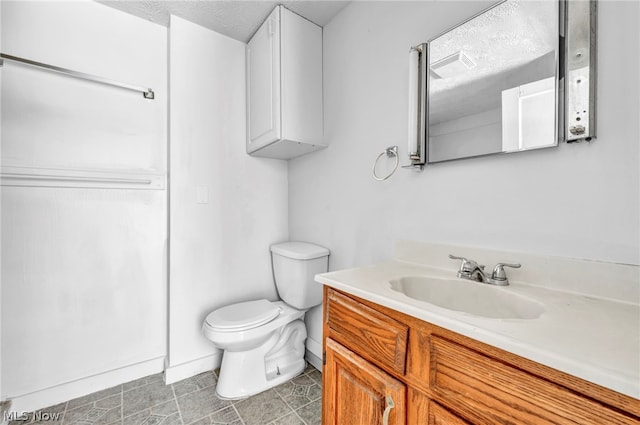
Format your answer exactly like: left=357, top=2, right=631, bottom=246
left=449, top=254, right=521, bottom=286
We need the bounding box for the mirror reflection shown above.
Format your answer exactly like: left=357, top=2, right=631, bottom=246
left=427, top=0, right=560, bottom=163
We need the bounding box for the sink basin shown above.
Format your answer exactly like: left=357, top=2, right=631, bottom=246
left=389, top=276, right=544, bottom=319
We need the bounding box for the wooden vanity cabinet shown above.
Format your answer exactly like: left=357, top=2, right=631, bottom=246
left=322, top=287, right=640, bottom=425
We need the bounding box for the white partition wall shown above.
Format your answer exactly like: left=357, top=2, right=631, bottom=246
left=1, top=1, right=167, bottom=412
left=167, top=16, right=288, bottom=383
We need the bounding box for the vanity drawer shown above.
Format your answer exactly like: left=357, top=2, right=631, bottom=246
left=429, top=336, right=637, bottom=425
left=326, top=289, right=408, bottom=374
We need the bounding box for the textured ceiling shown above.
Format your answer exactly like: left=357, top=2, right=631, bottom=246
left=429, top=0, right=559, bottom=123
left=98, top=0, right=351, bottom=42
left=430, top=0, right=557, bottom=93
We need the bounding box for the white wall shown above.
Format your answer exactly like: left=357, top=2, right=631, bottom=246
left=289, top=1, right=640, bottom=271
left=168, top=16, right=288, bottom=381
left=0, top=0, right=3, bottom=409
left=1, top=2, right=165, bottom=172
left=1, top=0, right=167, bottom=409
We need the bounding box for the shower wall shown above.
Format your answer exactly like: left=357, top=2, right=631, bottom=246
left=1, top=0, right=167, bottom=412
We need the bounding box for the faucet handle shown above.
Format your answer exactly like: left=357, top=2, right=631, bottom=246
left=449, top=254, right=484, bottom=271
left=448, top=254, right=468, bottom=262
left=491, top=262, right=521, bottom=280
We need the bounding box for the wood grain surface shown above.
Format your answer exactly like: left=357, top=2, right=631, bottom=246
left=323, top=287, right=640, bottom=424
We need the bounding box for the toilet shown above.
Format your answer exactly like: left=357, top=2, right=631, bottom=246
left=202, top=241, right=329, bottom=399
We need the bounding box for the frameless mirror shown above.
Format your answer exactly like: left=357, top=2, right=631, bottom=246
left=427, top=0, right=562, bottom=163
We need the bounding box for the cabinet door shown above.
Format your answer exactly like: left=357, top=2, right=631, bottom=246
left=323, top=338, right=405, bottom=425
left=280, top=6, right=323, bottom=145
left=246, top=6, right=281, bottom=153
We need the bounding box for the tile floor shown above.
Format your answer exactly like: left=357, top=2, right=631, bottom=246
left=12, top=365, right=322, bottom=425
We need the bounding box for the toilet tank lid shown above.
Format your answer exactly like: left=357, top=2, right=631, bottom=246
left=270, top=242, right=330, bottom=260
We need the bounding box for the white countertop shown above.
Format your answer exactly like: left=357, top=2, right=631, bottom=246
left=316, top=258, right=640, bottom=399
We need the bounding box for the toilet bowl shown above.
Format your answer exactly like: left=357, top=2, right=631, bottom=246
left=203, top=300, right=307, bottom=399
left=202, top=242, right=329, bottom=399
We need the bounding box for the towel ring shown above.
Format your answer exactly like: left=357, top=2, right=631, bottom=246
left=372, top=146, right=399, bottom=181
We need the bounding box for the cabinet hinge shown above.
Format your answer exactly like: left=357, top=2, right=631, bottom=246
left=322, top=351, right=326, bottom=365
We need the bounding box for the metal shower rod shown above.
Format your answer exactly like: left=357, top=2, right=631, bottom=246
left=0, top=52, right=155, bottom=99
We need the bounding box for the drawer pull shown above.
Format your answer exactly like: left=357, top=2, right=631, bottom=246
left=382, top=395, right=395, bottom=425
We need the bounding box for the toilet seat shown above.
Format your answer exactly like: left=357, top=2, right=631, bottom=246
left=205, top=299, right=281, bottom=331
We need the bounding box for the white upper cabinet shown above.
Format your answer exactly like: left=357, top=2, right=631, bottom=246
left=246, top=6, right=324, bottom=160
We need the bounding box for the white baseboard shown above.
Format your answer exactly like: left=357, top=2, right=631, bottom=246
left=305, top=349, right=322, bottom=371
left=7, top=357, right=165, bottom=414
left=305, top=337, right=323, bottom=371
left=164, top=353, right=222, bottom=385
left=306, top=337, right=322, bottom=359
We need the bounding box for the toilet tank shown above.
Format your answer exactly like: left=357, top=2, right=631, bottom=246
left=271, top=242, right=329, bottom=309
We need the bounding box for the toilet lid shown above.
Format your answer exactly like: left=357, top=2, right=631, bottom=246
left=206, top=299, right=281, bottom=331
